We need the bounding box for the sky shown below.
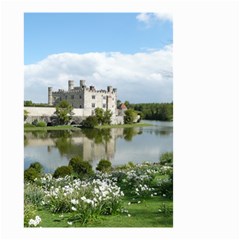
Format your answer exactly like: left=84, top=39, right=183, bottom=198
left=24, top=13, right=173, bottom=103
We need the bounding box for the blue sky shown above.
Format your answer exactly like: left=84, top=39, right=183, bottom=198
left=24, top=13, right=173, bottom=103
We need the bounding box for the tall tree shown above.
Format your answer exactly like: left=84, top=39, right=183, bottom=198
left=55, top=100, right=74, bottom=125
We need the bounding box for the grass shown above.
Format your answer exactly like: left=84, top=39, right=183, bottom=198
left=95, top=123, right=152, bottom=129
left=24, top=125, right=79, bottom=131
left=36, top=196, right=173, bottom=227
left=24, top=122, right=152, bottom=131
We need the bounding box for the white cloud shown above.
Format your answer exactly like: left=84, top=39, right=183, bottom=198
left=136, top=13, right=151, bottom=24
left=24, top=45, right=173, bottom=103
left=136, top=11, right=172, bottom=26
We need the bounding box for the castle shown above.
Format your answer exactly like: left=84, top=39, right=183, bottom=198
left=48, top=80, right=118, bottom=115
left=24, top=80, right=124, bottom=125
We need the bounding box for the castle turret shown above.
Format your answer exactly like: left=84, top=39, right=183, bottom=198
left=48, top=87, right=53, bottom=105
left=68, top=80, right=74, bottom=91
left=107, top=86, right=113, bottom=92
left=80, top=80, right=86, bottom=88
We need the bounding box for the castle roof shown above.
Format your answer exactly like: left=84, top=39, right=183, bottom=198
left=119, top=103, right=127, bottom=110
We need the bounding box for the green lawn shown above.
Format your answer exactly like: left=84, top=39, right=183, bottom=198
left=36, top=197, right=173, bottom=227
left=24, top=125, right=77, bottom=131
left=95, top=123, right=152, bottom=129
left=24, top=123, right=152, bottom=131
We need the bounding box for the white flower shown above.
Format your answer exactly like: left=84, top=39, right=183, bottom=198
left=28, top=216, right=41, bottom=227
left=67, top=221, right=73, bottom=225
left=163, top=194, right=166, bottom=197
left=81, top=196, right=87, bottom=201
left=128, top=202, right=131, bottom=205
left=128, top=214, right=131, bottom=217
left=35, top=216, right=41, bottom=224
left=71, top=199, right=79, bottom=205
left=71, top=206, right=77, bottom=211
left=138, top=201, right=141, bottom=204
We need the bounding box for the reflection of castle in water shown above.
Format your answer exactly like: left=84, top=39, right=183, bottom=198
left=24, top=128, right=128, bottom=163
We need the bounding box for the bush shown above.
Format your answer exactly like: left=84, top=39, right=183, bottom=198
left=96, top=159, right=112, bottom=172
left=160, top=152, right=173, bottom=166
left=69, top=156, right=93, bottom=177
left=36, top=121, right=46, bottom=127
left=124, top=109, right=138, bottom=124
left=29, top=162, right=43, bottom=173
left=81, top=116, right=98, bottom=128
left=24, top=168, right=41, bottom=182
left=53, top=166, right=73, bottom=178
left=68, top=156, right=83, bottom=170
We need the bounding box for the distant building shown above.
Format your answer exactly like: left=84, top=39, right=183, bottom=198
left=118, top=103, right=128, bottom=116
left=48, top=80, right=117, bottom=115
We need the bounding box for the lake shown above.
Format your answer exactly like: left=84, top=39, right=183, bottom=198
left=24, top=120, right=173, bottom=173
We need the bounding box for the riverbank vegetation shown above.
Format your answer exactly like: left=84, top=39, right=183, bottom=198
left=24, top=122, right=152, bottom=132
left=131, top=102, right=173, bottom=121
left=24, top=152, right=173, bottom=227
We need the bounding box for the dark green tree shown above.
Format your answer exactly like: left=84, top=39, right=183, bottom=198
left=55, top=100, right=74, bottom=125
left=124, top=101, right=130, bottom=109
left=24, top=100, right=33, bottom=106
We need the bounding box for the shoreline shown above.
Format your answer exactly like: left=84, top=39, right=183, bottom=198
left=24, top=122, right=153, bottom=131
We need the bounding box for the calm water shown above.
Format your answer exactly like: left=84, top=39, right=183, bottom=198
left=24, top=120, right=173, bottom=173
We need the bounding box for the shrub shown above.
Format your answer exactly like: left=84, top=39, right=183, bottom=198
left=69, top=156, right=93, bottom=177
left=124, top=109, right=138, bottom=124
left=81, top=116, right=98, bottom=128
left=36, top=121, right=46, bottom=127
left=96, top=159, right=112, bottom=172
left=160, top=152, right=173, bottom=166
left=24, top=168, right=41, bottom=182
left=68, top=156, right=83, bottom=170
left=29, top=162, right=43, bottom=173
left=53, top=166, right=73, bottom=178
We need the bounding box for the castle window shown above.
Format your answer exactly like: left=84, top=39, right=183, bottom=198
left=103, top=96, right=106, bottom=100
left=92, top=95, right=95, bottom=99
left=103, top=104, right=106, bottom=108
left=92, top=103, right=95, bottom=108
left=79, top=104, right=82, bottom=108
left=79, top=95, right=82, bottom=99
left=65, top=96, right=67, bottom=99
left=71, top=95, right=74, bottom=99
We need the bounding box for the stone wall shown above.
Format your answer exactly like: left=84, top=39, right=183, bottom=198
left=24, top=107, right=123, bottom=125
